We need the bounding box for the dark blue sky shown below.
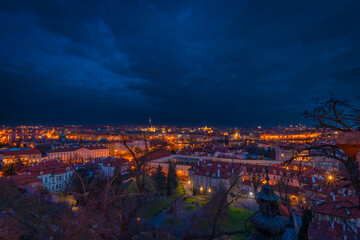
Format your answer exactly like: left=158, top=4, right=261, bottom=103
left=1, top=1, right=360, bottom=127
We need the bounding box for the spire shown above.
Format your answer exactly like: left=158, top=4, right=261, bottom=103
left=251, top=165, right=286, bottom=239
left=149, top=117, right=152, bottom=127
left=256, top=166, right=280, bottom=202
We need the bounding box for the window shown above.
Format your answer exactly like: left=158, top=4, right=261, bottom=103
left=273, top=170, right=276, bottom=174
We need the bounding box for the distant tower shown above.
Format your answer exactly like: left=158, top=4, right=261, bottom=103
left=149, top=117, right=152, bottom=127
left=59, top=131, right=66, bottom=141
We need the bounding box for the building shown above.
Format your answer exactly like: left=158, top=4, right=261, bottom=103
left=276, top=146, right=309, bottom=162
left=0, top=148, right=42, bottom=165
left=308, top=221, right=358, bottom=240
left=98, top=157, right=130, bottom=177
left=18, top=160, right=74, bottom=193
left=5, top=174, right=41, bottom=190
left=48, top=145, right=109, bottom=162
left=313, top=195, right=360, bottom=234
left=188, top=159, right=243, bottom=194
left=104, top=140, right=146, bottom=155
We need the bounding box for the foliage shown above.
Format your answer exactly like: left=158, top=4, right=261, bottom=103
left=128, top=176, right=156, bottom=198
left=0, top=179, right=74, bottom=240
left=250, top=172, right=262, bottom=194
left=219, top=207, right=255, bottom=240
left=164, top=216, right=182, bottom=226
left=176, top=182, right=185, bottom=196
left=166, top=161, right=178, bottom=196
left=184, top=197, right=197, bottom=204
left=198, top=200, right=208, bottom=207
left=182, top=204, right=197, bottom=212
left=139, top=198, right=169, bottom=220
left=153, top=165, right=166, bottom=193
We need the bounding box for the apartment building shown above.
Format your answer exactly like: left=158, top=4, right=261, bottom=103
left=48, top=145, right=109, bottom=162
left=0, top=148, right=42, bottom=165
left=18, top=160, right=74, bottom=193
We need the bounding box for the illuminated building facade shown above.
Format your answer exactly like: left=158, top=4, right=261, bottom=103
left=48, top=145, right=109, bottom=162
left=0, top=148, right=42, bottom=165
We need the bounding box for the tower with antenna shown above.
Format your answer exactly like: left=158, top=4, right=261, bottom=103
left=149, top=117, right=151, bottom=127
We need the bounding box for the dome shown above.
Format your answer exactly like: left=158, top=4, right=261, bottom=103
left=256, top=183, right=280, bottom=202
left=59, top=132, right=66, bottom=138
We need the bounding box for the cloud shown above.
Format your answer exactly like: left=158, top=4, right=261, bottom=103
left=0, top=0, right=359, bottom=126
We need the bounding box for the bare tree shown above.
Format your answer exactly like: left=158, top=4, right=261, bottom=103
left=285, top=98, right=360, bottom=239
left=184, top=168, right=252, bottom=240
left=250, top=172, right=262, bottom=195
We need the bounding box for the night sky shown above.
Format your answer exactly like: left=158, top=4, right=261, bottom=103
left=1, top=1, right=360, bottom=127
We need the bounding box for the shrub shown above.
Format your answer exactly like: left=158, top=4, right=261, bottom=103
left=164, top=216, right=182, bottom=226
left=182, top=204, right=196, bottom=212
left=184, top=197, right=197, bottom=204
left=198, top=200, right=208, bottom=207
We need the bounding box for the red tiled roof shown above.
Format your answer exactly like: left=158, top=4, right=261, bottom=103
left=18, top=160, right=74, bottom=176
left=0, top=148, right=41, bottom=156
left=189, top=160, right=242, bottom=179
left=143, top=150, right=173, bottom=161
left=314, top=195, right=360, bottom=219
left=100, top=157, right=129, bottom=167
left=3, top=174, right=41, bottom=188
left=308, top=221, right=340, bottom=240
left=49, top=145, right=108, bottom=153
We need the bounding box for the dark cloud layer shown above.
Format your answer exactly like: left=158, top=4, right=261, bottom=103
left=1, top=0, right=360, bottom=126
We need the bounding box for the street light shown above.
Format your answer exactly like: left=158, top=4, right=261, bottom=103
left=208, top=188, right=211, bottom=193
left=200, top=187, right=203, bottom=191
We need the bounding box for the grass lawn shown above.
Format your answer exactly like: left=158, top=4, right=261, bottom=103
left=182, top=204, right=197, bottom=212
left=198, top=200, right=208, bottom=207
left=177, top=183, right=186, bottom=196
left=139, top=198, right=169, bottom=220
left=184, top=197, right=197, bottom=204
left=220, top=207, right=255, bottom=239
left=164, top=216, right=182, bottom=226
left=169, top=183, right=186, bottom=202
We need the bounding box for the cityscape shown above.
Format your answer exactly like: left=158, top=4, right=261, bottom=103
left=1, top=1, right=360, bottom=240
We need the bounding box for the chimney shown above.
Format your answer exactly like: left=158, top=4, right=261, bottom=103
left=218, top=169, right=220, bottom=178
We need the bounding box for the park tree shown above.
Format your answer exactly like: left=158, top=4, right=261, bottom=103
left=154, top=164, right=166, bottom=193
left=166, top=161, right=178, bottom=196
